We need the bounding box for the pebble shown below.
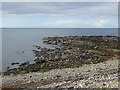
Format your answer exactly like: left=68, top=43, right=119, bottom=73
left=2, top=58, right=119, bottom=88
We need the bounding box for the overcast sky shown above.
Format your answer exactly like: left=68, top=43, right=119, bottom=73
left=2, top=2, right=118, bottom=28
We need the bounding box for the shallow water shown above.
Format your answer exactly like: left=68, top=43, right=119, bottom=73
left=2, top=28, right=118, bottom=71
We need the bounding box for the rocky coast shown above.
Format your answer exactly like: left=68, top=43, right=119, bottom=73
left=2, top=57, right=119, bottom=88
left=1, top=36, right=119, bottom=89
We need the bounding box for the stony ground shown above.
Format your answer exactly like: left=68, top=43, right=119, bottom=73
left=1, top=56, right=119, bottom=89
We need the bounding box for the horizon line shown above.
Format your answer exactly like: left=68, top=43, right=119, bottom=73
left=0, top=27, right=118, bottom=29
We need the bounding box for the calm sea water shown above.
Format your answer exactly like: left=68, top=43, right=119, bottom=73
left=2, top=28, right=118, bottom=71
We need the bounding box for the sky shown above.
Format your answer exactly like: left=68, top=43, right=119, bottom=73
left=1, top=2, right=118, bottom=28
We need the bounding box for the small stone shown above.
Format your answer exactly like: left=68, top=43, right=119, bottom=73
left=85, top=83, right=88, bottom=86
left=28, top=80, right=31, bottom=83
left=37, top=87, right=40, bottom=89
left=69, top=86, right=74, bottom=89
left=73, top=82, right=77, bottom=86
left=56, top=75, right=61, bottom=78
left=79, top=83, right=83, bottom=88
left=103, top=83, right=106, bottom=86
left=23, top=77, right=26, bottom=79
left=87, top=70, right=90, bottom=72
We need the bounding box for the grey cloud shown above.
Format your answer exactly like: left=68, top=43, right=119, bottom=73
left=2, top=2, right=118, bottom=17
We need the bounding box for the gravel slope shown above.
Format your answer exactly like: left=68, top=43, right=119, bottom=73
left=2, top=57, right=119, bottom=88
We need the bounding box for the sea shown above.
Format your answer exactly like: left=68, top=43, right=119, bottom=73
left=2, top=28, right=118, bottom=71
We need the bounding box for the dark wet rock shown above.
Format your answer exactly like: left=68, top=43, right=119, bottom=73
left=56, top=74, right=61, bottom=78
left=103, top=83, right=106, bottom=86
left=33, top=50, right=39, bottom=52
left=35, top=45, right=41, bottom=49
left=35, top=60, right=47, bottom=64
left=11, top=62, right=19, bottom=65
left=19, top=61, right=29, bottom=67
left=7, top=66, right=10, bottom=69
